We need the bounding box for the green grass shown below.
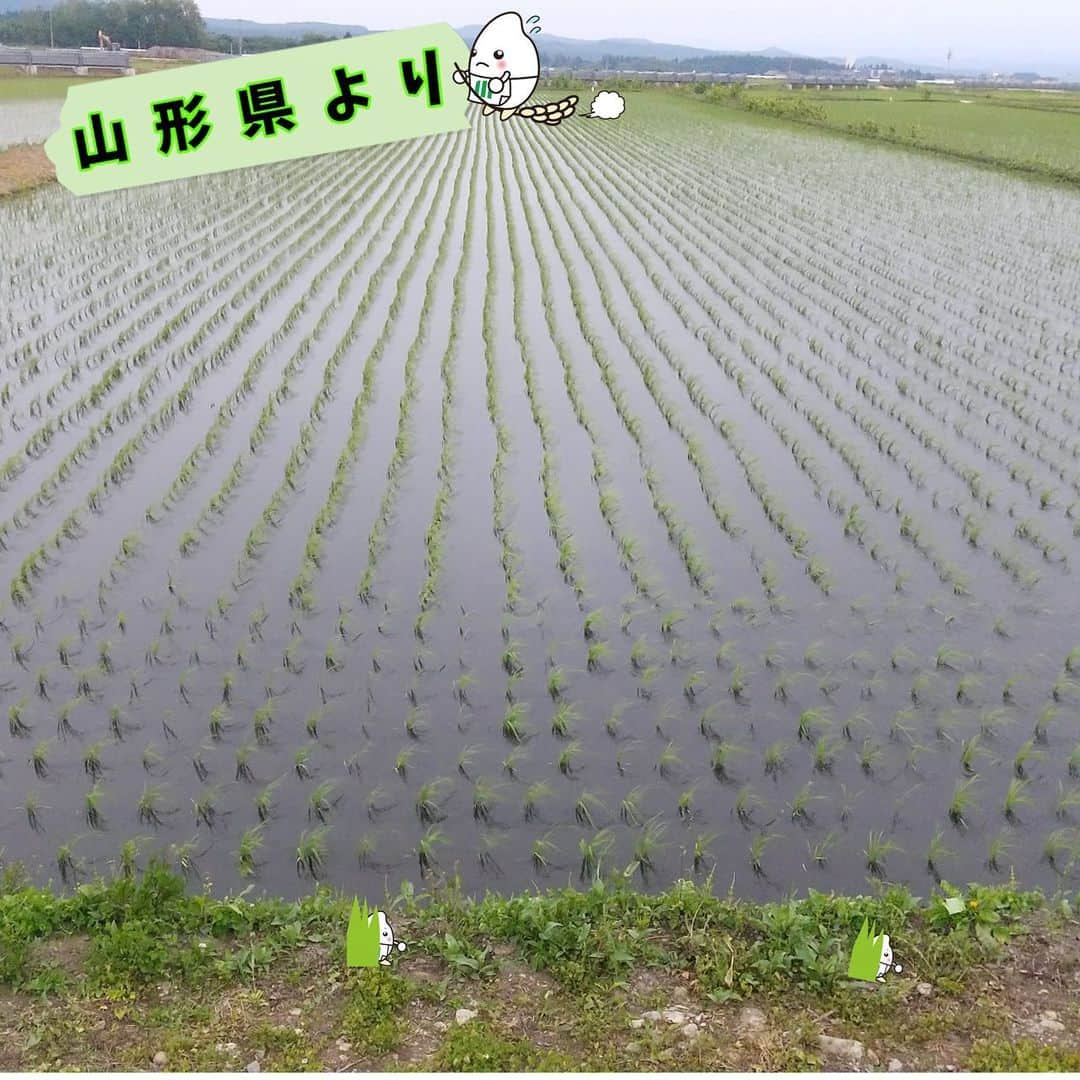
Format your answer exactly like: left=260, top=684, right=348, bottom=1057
left=340, top=968, right=416, bottom=1055
left=434, top=1019, right=575, bottom=1071
left=967, top=1038, right=1080, bottom=1071
left=692, top=83, right=1080, bottom=183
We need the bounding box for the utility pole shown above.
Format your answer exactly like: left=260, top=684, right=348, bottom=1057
left=49, top=8, right=54, bottom=48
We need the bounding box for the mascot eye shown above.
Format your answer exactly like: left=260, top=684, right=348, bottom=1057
left=471, top=48, right=476, bottom=56
left=494, top=49, right=504, bottom=59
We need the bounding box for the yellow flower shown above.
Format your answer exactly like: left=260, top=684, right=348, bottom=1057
left=968, top=898, right=979, bottom=909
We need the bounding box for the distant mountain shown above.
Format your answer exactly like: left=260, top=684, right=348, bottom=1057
left=749, top=47, right=802, bottom=58
left=455, top=26, right=730, bottom=62
left=203, top=17, right=368, bottom=39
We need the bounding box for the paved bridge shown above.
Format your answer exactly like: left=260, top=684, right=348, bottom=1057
left=0, top=47, right=133, bottom=74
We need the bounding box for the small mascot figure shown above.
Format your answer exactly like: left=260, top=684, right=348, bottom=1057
left=453, top=12, right=577, bottom=125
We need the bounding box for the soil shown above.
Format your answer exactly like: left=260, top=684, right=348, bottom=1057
left=1, top=907, right=1076, bottom=1071
left=0, top=143, right=55, bottom=198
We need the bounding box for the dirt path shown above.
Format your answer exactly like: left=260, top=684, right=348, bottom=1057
left=0, top=143, right=54, bottom=198
left=1, top=905, right=1076, bottom=1072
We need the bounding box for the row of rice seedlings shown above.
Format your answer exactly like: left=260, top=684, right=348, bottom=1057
left=549, top=121, right=849, bottom=596
left=507, top=125, right=722, bottom=602
left=497, top=139, right=614, bottom=608
left=0, top=163, right=332, bottom=509
left=3, top=155, right=331, bottom=417
left=7, top=158, right=388, bottom=606
left=165, top=145, right=417, bottom=543
left=622, top=109, right=1075, bottom=458
left=587, top=122, right=1049, bottom=604
left=475, top=126, right=532, bottom=621
left=353, top=144, right=467, bottom=608
left=594, top=128, right=987, bottom=599
left=271, top=135, right=469, bottom=627
left=413, top=128, right=478, bottom=629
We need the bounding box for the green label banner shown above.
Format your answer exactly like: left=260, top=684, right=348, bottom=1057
left=44, top=22, right=469, bottom=196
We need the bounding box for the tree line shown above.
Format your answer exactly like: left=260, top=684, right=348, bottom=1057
left=0, top=0, right=343, bottom=52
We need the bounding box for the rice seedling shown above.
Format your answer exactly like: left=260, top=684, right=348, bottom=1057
left=983, top=829, right=1011, bottom=874
left=656, top=741, right=683, bottom=779
left=56, top=698, right=81, bottom=740
left=393, top=747, right=415, bottom=780
left=714, top=640, right=738, bottom=668
left=574, top=791, right=605, bottom=828
left=1034, top=704, right=1060, bottom=744
left=502, top=702, right=529, bottom=743
left=636, top=664, right=661, bottom=700
left=296, top=826, right=330, bottom=879
left=23, top=791, right=47, bottom=832
left=56, top=842, right=78, bottom=885
left=586, top=640, right=612, bottom=672
left=531, top=832, right=558, bottom=872
left=925, top=827, right=953, bottom=877
left=558, top=741, right=583, bottom=776
left=1042, top=829, right=1078, bottom=874
left=193, top=787, right=220, bottom=829
left=683, top=670, right=708, bottom=701
left=416, top=825, right=446, bottom=878
left=301, top=777, right=337, bottom=823
left=472, top=777, right=503, bottom=823
left=30, top=739, right=50, bottom=779
left=288, top=744, right=313, bottom=781
left=170, top=838, right=204, bottom=881
left=1003, top=777, right=1033, bottom=821
left=1068, top=745, right=1080, bottom=779
left=812, top=736, right=840, bottom=772
left=83, top=782, right=106, bottom=830
left=660, top=609, right=685, bottom=636
left=583, top=609, right=605, bottom=640
left=547, top=665, right=568, bottom=700
left=838, top=784, right=862, bottom=825
left=734, top=783, right=763, bottom=824
left=1014, top=737, right=1046, bottom=777
left=501, top=640, right=524, bottom=677
left=137, top=784, right=169, bottom=827
left=789, top=781, right=823, bottom=823
left=624, top=817, right=666, bottom=880
left=234, top=824, right=265, bottom=879
left=250, top=775, right=280, bottom=822
left=809, top=830, right=838, bottom=867
left=519, top=780, right=553, bottom=822
left=948, top=776, right=979, bottom=829
left=728, top=664, right=748, bottom=700
left=412, top=777, right=451, bottom=825
left=1055, top=781, right=1080, bottom=820
left=864, top=830, right=902, bottom=876
left=797, top=707, right=830, bottom=742
left=551, top=702, right=579, bottom=739
left=710, top=740, right=745, bottom=782
left=749, top=831, right=780, bottom=875
left=618, top=785, right=648, bottom=827
left=763, top=740, right=790, bottom=775
left=578, top=828, right=615, bottom=881
left=7, top=698, right=31, bottom=738
left=979, top=707, right=1013, bottom=739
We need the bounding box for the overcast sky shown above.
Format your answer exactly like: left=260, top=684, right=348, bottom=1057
left=200, top=1, right=1078, bottom=73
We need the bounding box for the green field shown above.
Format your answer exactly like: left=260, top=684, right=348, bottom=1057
left=693, top=83, right=1080, bottom=183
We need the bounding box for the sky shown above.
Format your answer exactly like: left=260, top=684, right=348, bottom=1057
left=199, top=0, right=1079, bottom=74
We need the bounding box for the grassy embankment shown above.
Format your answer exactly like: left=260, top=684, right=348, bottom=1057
left=0, top=60, right=185, bottom=196
left=1, top=858, right=1077, bottom=1071
left=695, top=83, right=1080, bottom=185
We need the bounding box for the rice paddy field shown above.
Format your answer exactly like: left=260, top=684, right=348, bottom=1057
left=735, top=84, right=1080, bottom=180
left=2, top=91, right=1080, bottom=902
left=0, top=74, right=88, bottom=150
